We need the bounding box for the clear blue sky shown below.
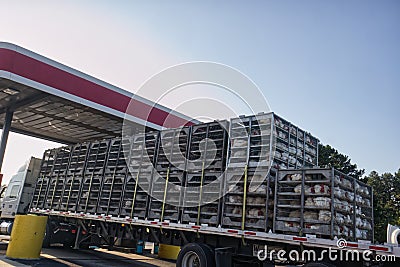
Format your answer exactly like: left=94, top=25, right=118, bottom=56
left=0, top=0, right=399, bottom=183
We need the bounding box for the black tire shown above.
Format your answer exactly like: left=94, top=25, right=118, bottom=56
left=177, top=243, right=215, bottom=267
left=42, top=222, right=52, bottom=248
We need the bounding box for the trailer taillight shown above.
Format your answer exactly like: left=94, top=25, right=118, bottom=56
left=244, top=231, right=256, bottom=236
left=293, top=237, right=307, bottom=242
left=369, top=245, right=389, bottom=252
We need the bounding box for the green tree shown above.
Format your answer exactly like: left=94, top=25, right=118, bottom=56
left=318, top=144, right=365, bottom=179
left=363, top=170, right=400, bottom=243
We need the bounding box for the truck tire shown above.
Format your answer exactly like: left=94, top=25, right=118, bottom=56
left=42, top=222, right=52, bottom=248
left=177, top=243, right=215, bottom=267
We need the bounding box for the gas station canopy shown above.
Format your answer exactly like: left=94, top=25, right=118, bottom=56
left=0, top=42, right=194, bottom=144
left=0, top=42, right=195, bottom=171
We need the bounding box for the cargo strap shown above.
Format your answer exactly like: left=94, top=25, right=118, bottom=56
left=65, top=173, right=76, bottom=211
left=84, top=172, right=95, bottom=213
left=196, top=161, right=206, bottom=225
left=160, top=167, right=170, bottom=222
left=50, top=173, right=62, bottom=208
left=106, top=163, right=119, bottom=214
left=130, top=172, right=140, bottom=219
left=241, top=164, right=248, bottom=231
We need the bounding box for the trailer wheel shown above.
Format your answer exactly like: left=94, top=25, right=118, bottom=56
left=42, top=222, right=52, bottom=248
left=177, top=243, right=215, bottom=267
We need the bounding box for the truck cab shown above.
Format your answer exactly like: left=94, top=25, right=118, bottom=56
left=0, top=157, right=41, bottom=232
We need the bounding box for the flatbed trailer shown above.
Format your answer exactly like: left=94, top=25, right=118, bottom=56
left=27, top=112, right=400, bottom=266
left=30, top=207, right=400, bottom=266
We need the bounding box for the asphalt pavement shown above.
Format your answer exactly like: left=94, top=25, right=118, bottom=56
left=0, top=235, right=174, bottom=267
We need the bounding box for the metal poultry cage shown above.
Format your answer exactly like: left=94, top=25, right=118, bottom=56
left=274, top=168, right=373, bottom=242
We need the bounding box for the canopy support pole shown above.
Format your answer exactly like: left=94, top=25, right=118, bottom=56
left=0, top=109, right=13, bottom=172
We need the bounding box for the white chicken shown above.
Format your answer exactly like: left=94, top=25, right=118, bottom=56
left=232, top=206, right=241, bottom=215
left=314, top=197, right=330, bottom=208
left=294, top=184, right=309, bottom=193
left=318, top=210, right=331, bottom=222
left=124, top=200, right=132, bottom=208
left=304, top=211, right=318, bottom=220
left=288, top=174, right=298, bottom=182
left=305, top=224, right=320, bottom=230
left=284, top=222, right=299, bottom=228
left=305, top=197, right=314, bottom=207
left=248, top=208, right=265, bottom=217
left=313, top=184, right=330, bottom=194
left=229, top=195, right=242, bottom=203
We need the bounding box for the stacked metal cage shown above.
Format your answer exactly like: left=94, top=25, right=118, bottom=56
left=76, top=140, right=110, bottom=214
left=147, top=127, right=190, bottom=222
left=274, top=168, right=373, bottom=241
left=32, top=112, right=323, bottom=233
left=59, top=142, right=90, bottom=212
left=96, top=138, right=128, bottom=216
left=222, top=113, right=276, bottom=232
left=181, top=121, right=229, bottom=226
left=354, top=179, right=374, bottom=240
left=32, top=148, right=58, bottom=209
left=120, top=131, right=158, bottom=219
left=272, top=115, right=318, bottom=170
left=43, top=146, right=72, bottom=210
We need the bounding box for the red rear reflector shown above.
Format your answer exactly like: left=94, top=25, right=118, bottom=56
left=244, top=231, right=256, bottom=236
left=71, top=229, right=77, bottom=234
left=293, top=237, right=307, bottom=242
left=191, top=225, right=201, bottom=229
left=126, top=219, right=132, bottom=222
left=228, top=230, right=238, bottom=234
left=151, top=221, right=158, bottom=225
left=369, top=245, right=389, bottom=252
left=161, top=222, right=169, bottom=226
left=82, top=231, right=87, bottom=235
left=346, top=243, right=358, bottom=248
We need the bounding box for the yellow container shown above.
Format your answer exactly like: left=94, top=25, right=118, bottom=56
left=158, top=243, right=181, bottom=260
left=6, top=215, right=48, bottom=259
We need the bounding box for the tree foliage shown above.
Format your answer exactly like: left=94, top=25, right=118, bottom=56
left=362, top=170, right=400, bottom=243
left=318, top=144, right=365, bottom=179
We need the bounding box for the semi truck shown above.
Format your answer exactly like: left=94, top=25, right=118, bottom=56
left=0, top=157, right=41, bottom=234
left=0, top=157, right=76, bottom=247
left=3, top=112, right=400, bottom=266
